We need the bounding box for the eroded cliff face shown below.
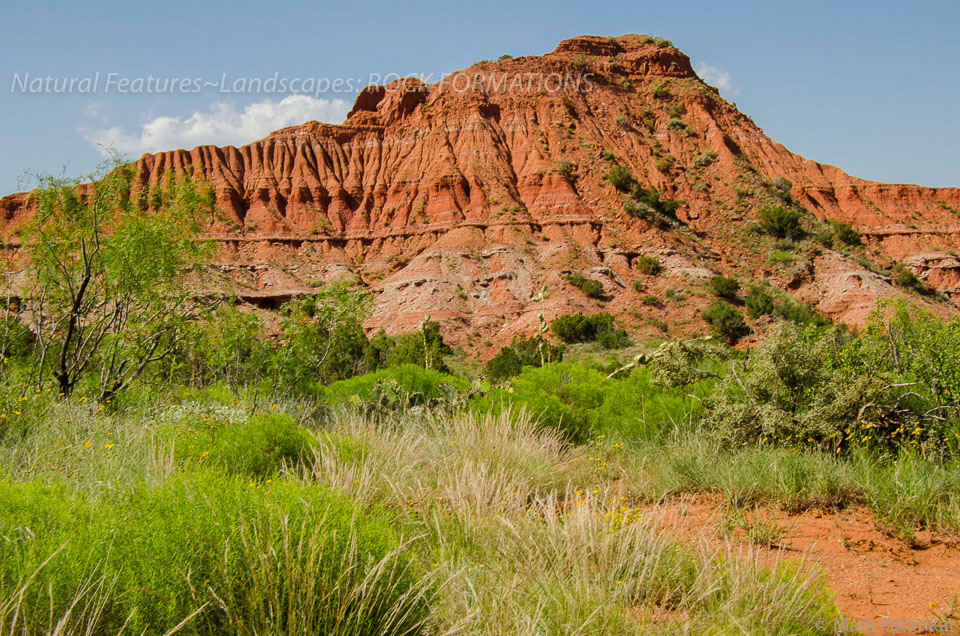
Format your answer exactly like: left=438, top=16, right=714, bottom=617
left=3, top=34, right=958, bottom=346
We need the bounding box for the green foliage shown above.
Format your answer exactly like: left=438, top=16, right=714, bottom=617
left=571, top=53, right=592, bottom=71
left=759, top=206, right=804, bottom=240
left=383, top=320, right=454, bottom=373
left=0, top=474, right=425, bottom=634
left=775, top=297, right=831, bottom=327
left=0, top=313, right=34, bottom=361
left=177, top=412, right=315, bottom=478
left=565, top=273, right=604, bottom=298
left=605, top=164, right=635, bottom=191
left=703, top=303, right=960, bottom=459
left=702, top=301, right=749, bottom=343
left=637, top=337, right=728, bottom=390
left=614, top=112, right=630, bottom=130
left=635, top=255, right=662, bottom=275
left=320, top=364, right=468, bottom=409
left=18, top=157, right=208, bottom=399
left=891, top=265, right=938, bottom=297
left=554, top=159, right=576, bottom=180
left=771, top=176, right=793, bottom=197
left=485, top=334, right=564, bottom=381
left=274, top=283, right=378, bottom=391
left=767, top=249, right=798, bottom=264
left=168, top=303, right=272, bottom=387
left=497, top=54, right=513, bottom=61
left=649, top=80, right=671, bottom=100
left=471, top=363, right=704, bottom=443
left=707, top=275, right=740, bottom=300
left=666, top=118, right=685, bottom=130
left=693, top=150, right=717, bottom=168
left=745, top=286, right=775, bottom=318
left=827, top=219, right=861, bottom=246
left=551, top=312, right=628, bottom=348
left=624, top=185, right=681, bottom=225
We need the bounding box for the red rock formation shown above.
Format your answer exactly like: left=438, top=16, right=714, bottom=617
left=3, top=34, right=958, bottom=345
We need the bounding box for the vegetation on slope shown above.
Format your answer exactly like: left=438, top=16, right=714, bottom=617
left=2, top=150, right=960, bottom=633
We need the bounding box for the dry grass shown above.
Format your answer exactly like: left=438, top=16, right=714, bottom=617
left=308, top=407, right=838, bottom=634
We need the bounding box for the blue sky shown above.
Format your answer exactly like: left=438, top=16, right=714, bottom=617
left=2, top=0, right=957, bottom=194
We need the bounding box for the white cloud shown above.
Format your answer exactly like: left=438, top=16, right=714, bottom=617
left=693, top=63, right=737, bottom=95
left=81, top=95, right=351, bottom=156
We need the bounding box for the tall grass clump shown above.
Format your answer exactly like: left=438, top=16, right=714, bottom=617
left=0, top=473, right=431, bottom=634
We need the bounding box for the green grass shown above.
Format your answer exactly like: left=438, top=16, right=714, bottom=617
left=0, top=384, right=847, bottom=634
left=2, top=358, right=959, bottom=632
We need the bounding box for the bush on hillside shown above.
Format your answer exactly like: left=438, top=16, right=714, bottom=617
left=702, top=301, right=749, bottom=343
left=707, top=275, right=741, bottom=300
left=606, top=164, right=635, bottom=191
left=759, top=206, right=803, bottom=240
left=745, top=286, right=775, bottom=318
left=635, top=255, right=662, bottom=275
left=551, top=313, right=629, bottom=348
left=565, top=273, right=604, bottom=298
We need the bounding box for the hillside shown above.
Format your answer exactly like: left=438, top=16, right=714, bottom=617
left=3, top=33, right=959, bottom=348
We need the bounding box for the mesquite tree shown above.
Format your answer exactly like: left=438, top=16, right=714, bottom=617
left=21, top=156, right=209, bottom=399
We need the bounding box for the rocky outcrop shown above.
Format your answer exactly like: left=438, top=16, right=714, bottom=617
left=2, top=34, right=957, bottom=346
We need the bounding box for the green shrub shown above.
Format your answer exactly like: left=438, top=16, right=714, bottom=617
left=759, top=206, right=803, bottom=240
left=382, top=320, right=454, bottom=373
left=605, top=164, right=635, bottom=191
left=597, top=329, right=631, bottom=350
left=702, top=301, right=749, bottom=343
left=554, top=159, right=576, bottom=180
left=745, top=286, right=775, bottom=318
left=707, top=275, right=740, bottom=300
left=649, top=80, right=671, bottom=100
left=471, top=363, right=706, bottom=443
left=320, top=364, right=469, bottom=409
left=768, top=249, right=798, bottom=264
left=827, top=220, right=861, bottom=246
left=632, top=280, right=646, bottom=293
left=571, top=53, right=592, bottom=71
left=0, top=315, right=34, bottom=361
left=551, top=312, right=627, bottom=347
left=565, top=273, right=604, bottom=298
left=178, top=413, right=315, bottom=478
left=635, top=255, right=662, bottom=275
left=0, top=474, right=427, bottom=634
left=640, top=294, right=659, bottom=307
left=771, top=176, right=793, bottom=197
left=614, top=112, right=630, bottom=130
left=485, top=335, right=565, bottom=381
left=775, top=297, right=831, bottom=327
left=891, top=265, right=937, bottom=297
left=698, top=302, right=960, bottom=458
left=666, top=118, right=685, bottom=130
left=693, top=150, right=717, bottom=168
left=624, top=186, right=681, bottom=224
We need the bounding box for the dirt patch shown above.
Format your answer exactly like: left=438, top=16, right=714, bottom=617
left=648, top=495, right=960, bottom=633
